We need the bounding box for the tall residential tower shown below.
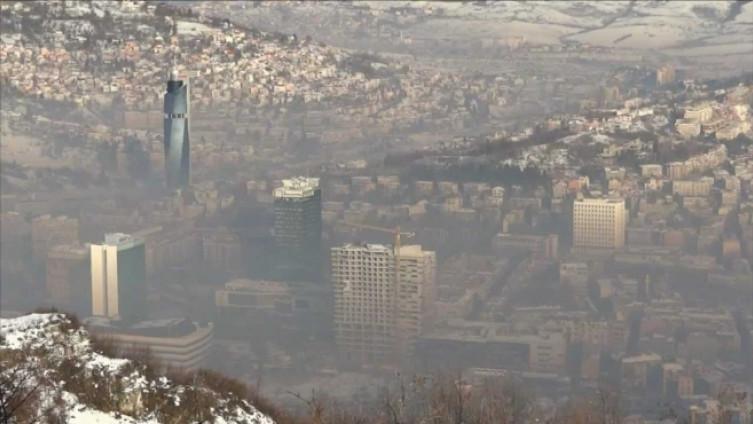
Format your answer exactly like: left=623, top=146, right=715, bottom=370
left=273, top=177, right=322, bottom=282
left=164, top=68, right=190, bottom=189
left=332, top=243, right=436, bottom=366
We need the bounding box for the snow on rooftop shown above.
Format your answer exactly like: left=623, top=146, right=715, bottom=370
left=274, top=177, right=320, bottom=198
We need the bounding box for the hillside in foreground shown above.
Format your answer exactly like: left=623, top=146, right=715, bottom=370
left=0, top=313, right=275, bottom=424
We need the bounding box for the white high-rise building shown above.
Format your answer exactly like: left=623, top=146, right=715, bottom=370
left=331, top=243, right=436, bottom=365
left=573, top=198, right=626, bottom=249
left=90, top=233, right=147, bottom=322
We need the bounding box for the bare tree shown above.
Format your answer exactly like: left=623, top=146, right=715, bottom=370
left=287, top=389, right=326, bottom=424
left=0, top=349, right=54, bottom=424
left=552, top=386, right=621, bottom=424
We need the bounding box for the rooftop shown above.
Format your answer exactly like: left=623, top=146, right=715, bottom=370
left=222, top=279, right=290, bottom=294
left=274, top=177, right=320, bottom=199
left=621, top=353, right=662, bottom=364
left=397, top=244, right=430, bottom=256
left=334, top=243, right=393, bottom=253
left=575, top=197, right=625, bottom=205
left=102, top=232, right=143, bottom=248
left=84, top=316, right=207, bottom=338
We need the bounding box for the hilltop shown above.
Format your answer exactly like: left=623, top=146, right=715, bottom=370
left=0, top=313, right=276, bottom=424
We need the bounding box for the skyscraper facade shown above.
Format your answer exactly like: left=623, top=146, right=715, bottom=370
left=164, top=68, right=190, bottom=189
left=332, top=243, right=396, bottom=365
left=90, top=233, right=147, bottom=323
left=395, top=245, right=436, bottom=359
left=273, top=177, right=322, bottom=281
left=332, top=243, right=436, bottom=366
left=573, top=198, right=626, bottom=249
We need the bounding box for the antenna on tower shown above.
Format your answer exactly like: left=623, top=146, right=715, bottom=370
left=170, top=56, right=179, bottom=81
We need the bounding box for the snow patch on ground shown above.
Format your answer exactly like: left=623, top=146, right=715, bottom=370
left=1, top=314, right=276, bottom=424
left=0, top=313, right=65, bottom=349
left=85, top=351, right=130, bottom=373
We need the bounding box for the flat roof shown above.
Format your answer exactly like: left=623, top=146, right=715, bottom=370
left=85, top=316, right=205, bottom=338
left=334, top=243, right=392, bottom=252
left=274, top=177, right=320, bottom=198
left=101, top=232, right=143, bottom=249
left=222, top=279, right=290, bottom=293
left=575, top=197, right=624, bottom=203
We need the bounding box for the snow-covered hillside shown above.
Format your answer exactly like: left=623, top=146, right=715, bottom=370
left=0, top=313, right=274, bottom=424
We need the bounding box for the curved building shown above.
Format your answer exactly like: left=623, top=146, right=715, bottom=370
left=164, top=68, right=190, bottom=189
left=85, top=317, right=214, bottom=371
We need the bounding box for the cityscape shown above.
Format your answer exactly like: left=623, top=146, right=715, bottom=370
left=1, top=1, right=752, bottom=423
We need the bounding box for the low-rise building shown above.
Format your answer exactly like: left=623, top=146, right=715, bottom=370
left=417, top=320, right=567, bottom=373
left=672, top=178, right=714, bottom=197
left=492, top=233, right=558, bottom=260
left=85, top=317, right=214, bottom=370
left=640, top=164, right=664, bottom=178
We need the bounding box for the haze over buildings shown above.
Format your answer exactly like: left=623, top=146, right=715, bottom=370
left=1, top=1, right=753, bottom=423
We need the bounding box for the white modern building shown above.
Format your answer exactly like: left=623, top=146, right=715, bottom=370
left=90, top=233, right=146, bottom=322
left=85, top=317, right=213, bottom=371
left=573, top=198, right=626, bottom=250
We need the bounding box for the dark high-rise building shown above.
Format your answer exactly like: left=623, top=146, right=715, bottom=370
left=164, top=68, right=190, bottom=189
left=273, top=177, right=322, bottom=282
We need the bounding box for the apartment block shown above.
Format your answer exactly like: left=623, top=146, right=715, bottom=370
left=332, top=243, right=436, bottom=366
left=573, top=198, right=626, bottom=249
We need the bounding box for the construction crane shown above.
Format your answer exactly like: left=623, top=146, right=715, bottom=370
left=342, top=222, right=416, bottom=291
left=342, top=222, right=415, bottom=256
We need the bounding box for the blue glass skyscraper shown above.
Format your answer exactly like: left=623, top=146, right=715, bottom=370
left=164, top=68, right=190, bottom=189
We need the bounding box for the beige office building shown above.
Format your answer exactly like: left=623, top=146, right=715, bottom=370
left=332, top=243, right=436, bottom=366
left=90, top=233, right=146, bottom=323
left=573, top=198, right=626, bottom=249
